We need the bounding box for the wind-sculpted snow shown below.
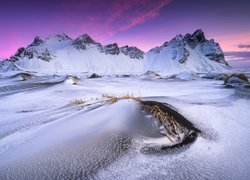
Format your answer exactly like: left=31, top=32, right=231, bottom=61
left=0, top=73, right=67, bottom=97
left=0, top=73, right=250, bottom=179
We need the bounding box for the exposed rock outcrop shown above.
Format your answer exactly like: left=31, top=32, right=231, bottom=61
left=120, top=46, right=144, bottom=59
left=104, top=43, right=120, bottom=55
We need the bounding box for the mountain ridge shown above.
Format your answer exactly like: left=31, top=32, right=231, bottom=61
left=0, top=29, right=231, bottom=74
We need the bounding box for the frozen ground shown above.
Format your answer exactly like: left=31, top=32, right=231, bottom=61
left=0, top=72, right=250, bottom=179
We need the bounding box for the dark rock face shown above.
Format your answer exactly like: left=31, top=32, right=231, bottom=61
left=183, top=29, right=227, bottom=65
left=120, top=46, right=144, bottom=59
left=96, top=43, right=104, bottom=53
left=163, top=41, right=169, bottom=47
left=169, top=35, right=189, bottom=64
left=29, top=36, right=45, bottom=47
left=37, top=49, right=54, bottom=62
left=184, top=29, right=206, bottom=48
left=179, top=48, right=189, bottom=64
left=104, top=43, right=120, bottom=55
left=25, top=48, right=54, bottom=62
left=15, top=47, right=26, bottom=57
left=200, top=40, right=228, bottom=65
left=24, top=49, right=34, bottom=59
left=10, top=47, right=26, bottom=61
left=73, top=34, right=97, bottom=51
left=11, top=47, right=54, bottom=62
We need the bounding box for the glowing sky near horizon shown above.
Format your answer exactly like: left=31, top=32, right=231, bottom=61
left=0, top=0, right=250, bottom=66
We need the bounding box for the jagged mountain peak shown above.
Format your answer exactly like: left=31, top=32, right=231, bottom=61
left=3, top=29, right=230, bottom=74
left=28, top=33, right=71, bottom=48
left=74, top=34, right=97, bottom=44
left=148, top=29, right=227, bottom=66
left=29, top=36, right=45, bottom=47
left=184, top=29, right=206, bottom=48
left=192, top=29, right=205, bottom=40
left=73, top=34, right=99, bottom=51
left=46, top=33, right=71, bottom=41
left=120, top=46, right=144, bottom=59
left=104, top=43, right=120, bottom=55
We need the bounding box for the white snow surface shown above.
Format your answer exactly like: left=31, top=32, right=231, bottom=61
left=0, top=73, right=250, bottom=179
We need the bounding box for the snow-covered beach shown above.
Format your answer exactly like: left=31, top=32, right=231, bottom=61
left=0, top=73, right=249, bottom=179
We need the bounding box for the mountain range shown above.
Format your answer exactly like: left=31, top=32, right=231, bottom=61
left=0, top=29, right=231, bottom=74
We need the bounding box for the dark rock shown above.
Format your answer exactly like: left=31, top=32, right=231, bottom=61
left=89, top=73, right=101, bottom=78
left=179, top=48, right=189, bottom=64
left=200, top=40, right=228, bottom=65
left=10, top=48, right=26, bottom=61
left=37, top=49, right=54, bottom=62
left=15, top=47, right=26, bottom=57
left=104, top=43, right=120, bottom=55
left=29, top=36, right=44, bottom=47
left=24, top=50, right=34, bottom=59
left=120, top=46, right=144, bottom=59
left=184, top=29, right=206, bottom=48
left=163, top=41, right=169, bottom=47
left=121, top=74, right=131, bottom=78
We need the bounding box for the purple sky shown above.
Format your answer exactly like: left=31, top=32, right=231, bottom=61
left=0, top=0, right=250, bottom=67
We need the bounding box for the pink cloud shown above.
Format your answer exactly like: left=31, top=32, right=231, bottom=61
left=0, top=0, right=174, bottom=57
left=79, top=0, right=173, bottom=40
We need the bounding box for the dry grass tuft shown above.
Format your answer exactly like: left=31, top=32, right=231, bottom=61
left=70, top=93, right=140, bottom=108
left=71, top=99, right=86, bottom=105
left=102, top=93, right=141, bottom=103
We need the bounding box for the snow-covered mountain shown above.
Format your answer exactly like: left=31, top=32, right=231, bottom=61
left=145, top=29, right=230, bottom=74
left=6, top=33, right=144, bottom=74
left=1, top=29, right=231, bottom=74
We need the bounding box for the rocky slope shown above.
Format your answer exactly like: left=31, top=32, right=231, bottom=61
left=145, top=29, right=230, bottom=74
left=1, top=29, right=230, bottom=74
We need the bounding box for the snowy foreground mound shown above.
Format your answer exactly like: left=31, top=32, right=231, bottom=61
left=0, top=74, right=250, bottom=179
left=0, top=29, right=231, bottom=74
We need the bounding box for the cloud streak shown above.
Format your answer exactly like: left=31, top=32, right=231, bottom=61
left=79, top=0, right=173, bottom=40
left=238, top=44, right=250, bottom=48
